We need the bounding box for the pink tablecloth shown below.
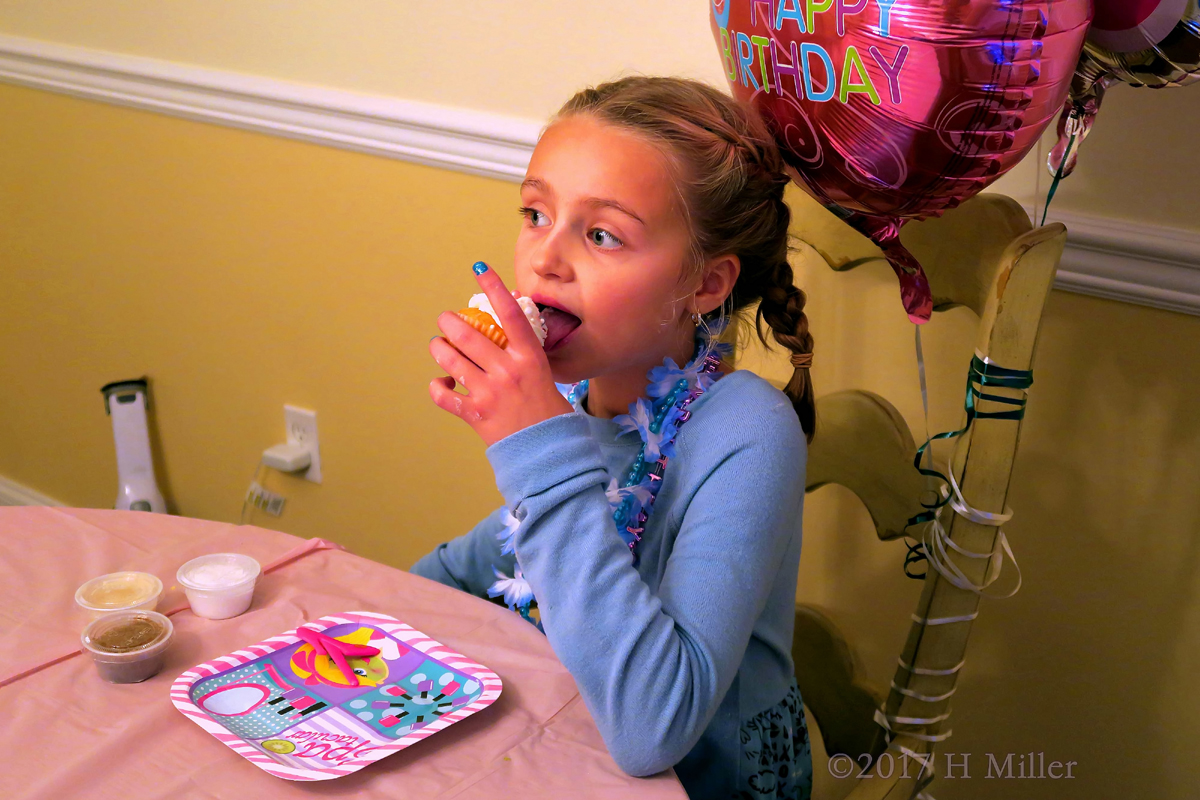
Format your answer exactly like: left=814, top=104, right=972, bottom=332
left=0, top=508, right=686, bottom=799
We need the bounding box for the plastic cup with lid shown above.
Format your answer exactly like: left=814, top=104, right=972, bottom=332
left=81, top=609, right=174, bottom=683
left=75, top=571, right=163, bottom=623
left=177, top=553, right=262, bottom=620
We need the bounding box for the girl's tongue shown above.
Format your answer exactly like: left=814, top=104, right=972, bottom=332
left=540, top=306, right=581, bottom=350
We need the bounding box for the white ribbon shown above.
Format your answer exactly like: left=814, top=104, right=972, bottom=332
left=897, top=657, right=964, bottom=677
left=918, top=459, right=1023, bottom=598
left=911, top=611, right=978, bottom=626
left=890, top=680, right=957, bottom=703
left=910, top=333, right=1025, bottom=598
left=882, top=334, right=1029, bottom=751
left=873, top=708, right=954, bottom=743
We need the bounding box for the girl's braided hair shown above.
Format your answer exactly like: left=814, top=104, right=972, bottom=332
left=556, top=76, right=815, bottom=441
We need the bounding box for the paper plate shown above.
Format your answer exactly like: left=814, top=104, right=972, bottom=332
left=171, top=611, right=502, bottom=780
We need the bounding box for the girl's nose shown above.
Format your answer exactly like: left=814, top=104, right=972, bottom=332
left=529, top=227, right=574, bottom=282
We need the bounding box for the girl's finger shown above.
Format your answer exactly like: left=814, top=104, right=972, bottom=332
left=429, top=376, right=480, bottom=422
left=436, top=312, right=504, bottom=373
left=471, top=262, right=539, bottom=350
left=430, top=333, right=486, bottom=389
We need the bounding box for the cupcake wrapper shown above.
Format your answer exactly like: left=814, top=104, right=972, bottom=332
left=455, top=308, right=508, bottom=349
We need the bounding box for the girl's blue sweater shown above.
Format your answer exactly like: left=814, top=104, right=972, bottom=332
left=411, top=370, right=806, bottom=798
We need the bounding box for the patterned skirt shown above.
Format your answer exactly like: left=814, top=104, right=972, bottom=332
left=733, top=681, right=813, bottom=800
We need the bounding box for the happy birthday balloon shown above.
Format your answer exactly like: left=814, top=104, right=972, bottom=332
left=1049, top=0, right=1200, bottom=180
left=709, top=0, right=1092, bottom=323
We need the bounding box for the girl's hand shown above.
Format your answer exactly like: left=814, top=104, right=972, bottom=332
left=429, top=264, right=573, bottom=446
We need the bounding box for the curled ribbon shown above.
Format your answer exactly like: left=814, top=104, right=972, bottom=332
left=918, top=460, right=1024, bottom=598
left=877, top=343, right=1032, bottom=750
left=873, top=707, right=954, bottom=744
left=903, top=344, right=1031, bottom=598
left=1041, top=105, right=1082, bottom=226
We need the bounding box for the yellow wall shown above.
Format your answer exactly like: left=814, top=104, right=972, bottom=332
left=0, top=83, right=512, bottom=561
left=0, top=1, right=726, bottom=119
left=3, top=83, right=1199, bottom=799
left=2, top=1, right=1199, bottom=227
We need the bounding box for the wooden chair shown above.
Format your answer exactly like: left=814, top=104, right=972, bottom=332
left=783, top=194, right=1068, bottom=799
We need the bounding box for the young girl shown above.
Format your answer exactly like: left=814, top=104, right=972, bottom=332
left=414, top=77, right=816, bottom=800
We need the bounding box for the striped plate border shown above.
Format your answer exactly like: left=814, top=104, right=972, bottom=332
left=169, top=611, right=503, bottom=781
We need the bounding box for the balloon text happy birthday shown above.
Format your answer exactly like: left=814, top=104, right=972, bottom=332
left=715, top=0, right=906, bottom=105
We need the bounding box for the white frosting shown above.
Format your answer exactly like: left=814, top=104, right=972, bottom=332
left=185, top=562, right=254, bottom=588
left=468, top=293, right=547, bottom=346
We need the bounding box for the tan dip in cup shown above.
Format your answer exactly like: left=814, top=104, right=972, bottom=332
left=81, top=610, right=174, bottom=683
left=75, top=571, right=163, bottom=622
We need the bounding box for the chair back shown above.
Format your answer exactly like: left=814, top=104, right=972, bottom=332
left=790, top=194, right=1067, bottom=797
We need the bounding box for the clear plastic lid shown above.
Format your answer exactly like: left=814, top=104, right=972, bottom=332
left=81, top=610, right=174, bottom=659
left=75, top=571, right=163, bottom=611
left=177, top=553, right=261, bottom=592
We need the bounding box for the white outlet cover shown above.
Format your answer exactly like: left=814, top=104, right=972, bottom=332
left=283, top=404, right=322, bottom=484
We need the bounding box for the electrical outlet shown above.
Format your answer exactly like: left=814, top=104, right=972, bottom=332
left=283, top=405, right=322, bottom=483
left=246, top=481, right=286, bottom=517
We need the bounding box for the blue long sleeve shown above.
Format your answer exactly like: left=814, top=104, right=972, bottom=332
left=410, top=371, right=807, bottom=797
left=486, top=373, right=805, bottom=777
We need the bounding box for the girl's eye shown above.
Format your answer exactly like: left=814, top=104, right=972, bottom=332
left=353, top=668, right=367, bottom=676
left=519, top=206, right=549, bottom=227
left=588, top=228, right=623, bottom=249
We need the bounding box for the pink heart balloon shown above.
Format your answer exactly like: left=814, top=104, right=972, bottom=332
left=710, top=0, right=1092, bottom=323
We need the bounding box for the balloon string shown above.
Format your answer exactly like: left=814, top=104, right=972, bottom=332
left=903, top=351, right=1033, bottom=584
left=1040, top=107, right=1081, bottom=226
left=904, top=325, right=935, bottom=580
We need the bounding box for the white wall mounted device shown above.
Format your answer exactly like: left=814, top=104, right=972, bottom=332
left=101, top=378, right=167, bottom=513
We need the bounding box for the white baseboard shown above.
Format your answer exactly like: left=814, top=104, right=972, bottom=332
left=0, top=475, right=65, bottom=507
left=1, top=33, right=1198, bottom=317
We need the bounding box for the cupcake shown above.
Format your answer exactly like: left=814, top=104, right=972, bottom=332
left=456, top=293, right=547, bottom=349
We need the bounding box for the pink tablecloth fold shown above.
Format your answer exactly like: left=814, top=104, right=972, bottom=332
left=0, top=509, right=685, bottom=799
left=0, top=533, right=345, bottom=687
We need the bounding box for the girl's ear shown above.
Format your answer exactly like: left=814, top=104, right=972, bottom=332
left=695, top=254, right=741, bottom=315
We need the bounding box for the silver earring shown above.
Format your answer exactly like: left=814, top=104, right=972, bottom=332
left=690, top=311, right=701, bottom=325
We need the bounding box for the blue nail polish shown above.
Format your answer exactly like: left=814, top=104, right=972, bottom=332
left=472, top=261, right=489, bottom=275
